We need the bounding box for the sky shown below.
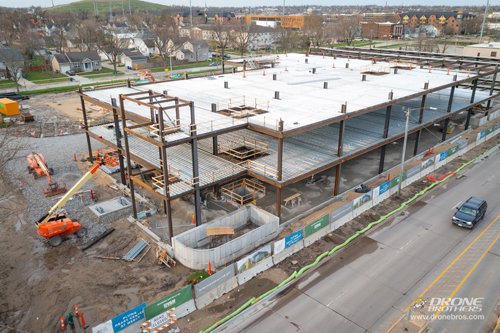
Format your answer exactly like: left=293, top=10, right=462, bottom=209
left=1, top=0, right=490, bottom=8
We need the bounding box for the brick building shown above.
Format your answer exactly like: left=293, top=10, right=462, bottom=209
left=399, top=10, right=475, bottom=34
left=361, top=22, right=403, bottom=39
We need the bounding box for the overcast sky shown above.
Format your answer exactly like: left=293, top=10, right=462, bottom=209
left=2, top=0, right=490, bottom=8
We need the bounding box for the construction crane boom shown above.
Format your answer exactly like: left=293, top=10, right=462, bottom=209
left=37, top=164, right=100, bottom=227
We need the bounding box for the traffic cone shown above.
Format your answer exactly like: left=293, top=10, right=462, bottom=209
left=59, top=316, right=65, bottom=332
left=74, top=304, right=79, bottom=318
left=79, top=311, right=87, bottom=328
left=207, top=260, right=213, bottom=275
left=191, top=214, right=195, bottom=225
left=74, top=152, right=77, bottom=161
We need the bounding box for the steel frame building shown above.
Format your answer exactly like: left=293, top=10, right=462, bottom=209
left=78, top=50, right=499, bottom=241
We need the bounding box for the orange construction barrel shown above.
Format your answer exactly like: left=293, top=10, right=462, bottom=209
left=0, top=98, right=20, bottom=116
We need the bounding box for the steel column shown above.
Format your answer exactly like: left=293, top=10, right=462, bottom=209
left=118, top=95, right=138, bottom=219
left=442, top=86, right=455, bottom=142
left=487, top=66, right=498, bottom=109
left=111, top=98, right=126, bottom=185
left=413, top=94, right=427, bottom=156
left=190, top=102, right=202, bottom=226
left=275, top=186, right=281, bottom=218
left=378, top=105, right=392, bottom=173
left=158, top=106, right=174, bottom=240
left=79, top=89, right=94, bottom=162
left=465, top=79, right=478, bottom=130
left=334, top=120, right=345, bottom=195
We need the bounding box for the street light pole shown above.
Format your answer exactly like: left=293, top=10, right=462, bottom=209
left=479, top=0, right=490, bottom=43
left=398, top=108, right=410, bottom=196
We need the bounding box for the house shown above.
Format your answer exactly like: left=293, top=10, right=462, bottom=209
left=130, top=32, right=157, bottom=57
left=120, top=49, right=148, bottom=68
left=175, top=40, right=209, bottom=62
left=51, top=51, right=102, bottom=73
left=399, top=10, right=475, bottom=35
left=361, top=22, right=403, bottom=39
left=248, top=26, right=279, bottom=50
left=463, top=43, right=500, bottom=59
left=0, top=47, right=24, bottom=80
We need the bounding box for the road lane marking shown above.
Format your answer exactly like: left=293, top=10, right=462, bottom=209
left=404, top=214, right=499, bottom=312
left=433, top=232, right=500, bottom=317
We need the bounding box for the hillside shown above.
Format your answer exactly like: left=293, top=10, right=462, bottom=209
left=48, top=0, right=167, bottom=12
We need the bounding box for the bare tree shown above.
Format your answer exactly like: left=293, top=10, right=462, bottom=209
left=95, top=29, right=128, bottom=74
left=0, top=48, right=24, bottom=93
left=333, top=16, right=361, bottom=46
left=212, top=21, right=232, bottom=72
left=460, top=16, right=483, bottom=35
left=0, top=135, right=26, bottom=214
left=151, top=16, right=181, bottom=69
left=303, top=14, right=326, bottom=48
left=75, top=19, right=98, bottom=51
left=0, top=10, right=25, bottom=46
left=232, top=23, right=255, bottom=55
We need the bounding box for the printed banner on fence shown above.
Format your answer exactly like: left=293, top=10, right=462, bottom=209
left=390, top=175, right=400, bottom=187
left=194, top=265, right=235, bottom=298
left=145, top=286, right=192, bottom=320
left=406, top=165, right=421, bottom=178
left=111, top=303, right=146, bottom=332
left=447, top=145, right=459, bottom=157
left=421, top=157, right=434, bottom=170
left=237, top=244, right=272, bottom=273
left=352, top=190, right=372, bottom=210
left=285, top=229, right=303, bottom=247
left=439, top=150, right=449, bottom=161
left=304, top=215, right=329, bottom=237
left=378, top=181, right=390, bottom=196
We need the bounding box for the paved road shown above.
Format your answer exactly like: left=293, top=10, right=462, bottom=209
left=222, top=148, right=500, bottom=333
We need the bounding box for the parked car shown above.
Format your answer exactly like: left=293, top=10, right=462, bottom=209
left=452, top=197, right=487, bottom=229
left=208, top=62, right=220, bottom=67
left=66, top=70, right=75, bottom=76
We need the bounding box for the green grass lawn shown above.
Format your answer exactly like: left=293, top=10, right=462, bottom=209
left=79, top=67, right=124, bottom=78
left=25, top=71, right=67, bottom=83
left=0, top=80, right=19, bottom=88
left=20, top=79, right=128, bottom=96
left=150, top=60, right=212, bottom=73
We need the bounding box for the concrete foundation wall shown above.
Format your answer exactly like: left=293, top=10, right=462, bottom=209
left=172, top=206, right=279, bottom=270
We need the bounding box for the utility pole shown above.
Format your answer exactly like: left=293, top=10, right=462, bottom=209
left=479, top=0, right=490, bottom=43
left=398, top=108, right=410, bottom=196
left=190, top=0, right=193, bottom=27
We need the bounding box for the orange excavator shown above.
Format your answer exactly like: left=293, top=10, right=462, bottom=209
left=36, top=164, right=101, bottom=246
left=27, top=152, right=67, bottom=197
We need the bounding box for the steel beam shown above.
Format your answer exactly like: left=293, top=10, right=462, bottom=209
left=277, top=120, right=284, bottom=181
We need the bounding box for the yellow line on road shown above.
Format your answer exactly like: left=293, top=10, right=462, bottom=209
left=404, top=214, right=500, bottom=312
left=434, top=232, right=500, bottom=317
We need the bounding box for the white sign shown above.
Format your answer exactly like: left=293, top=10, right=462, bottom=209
left=92, top=320, right=113, bottom=333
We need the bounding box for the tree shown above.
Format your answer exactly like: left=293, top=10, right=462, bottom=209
left=333, top=16, right=361, bottom=46
left=303, top=14, right=326, bottom=48
left=0, top=48, right=24, bottom=93
left=460, top=16, right=483, bottom=35
left=18, top=30, right=43, bottom=60
left=75, top=19, right=98, bottom=52
left=151, top=16, right=182, bottom=69
left=0, top=135, right=25, bottom=215
left=95, top=29, right=128, bottom=74
left=232, top=23, right=255, bottom=55
left=212, top=21, right=232, bottom=72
